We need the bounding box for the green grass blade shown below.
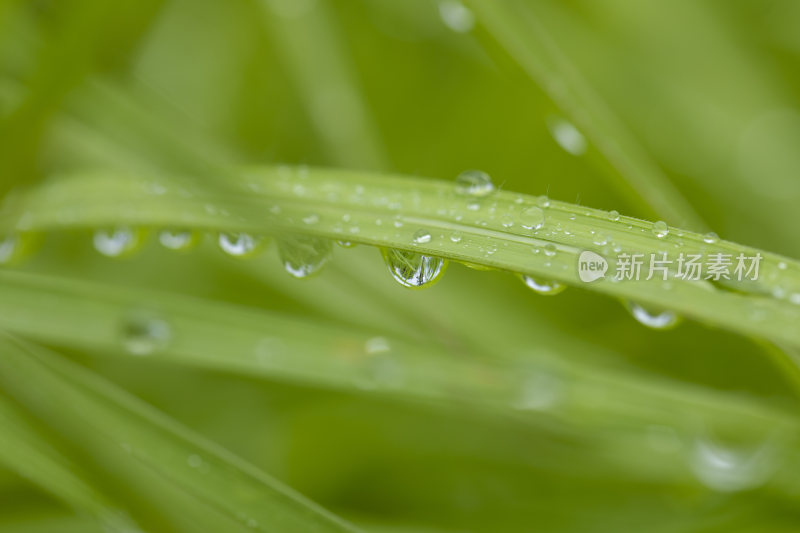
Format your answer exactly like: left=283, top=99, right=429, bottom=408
left=0, top=334, right=361, bottom=533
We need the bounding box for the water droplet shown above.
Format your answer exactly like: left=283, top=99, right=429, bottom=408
left=159, top=229, right=198, bottom=251
left=121, top=313, right=171, bottom=356
left=500, top=214, right=514, bottom=228
left=0, top=233, right=36, bottom=265
left=521, top=275, right=566, bottom=295
left=449, top=231, right=463, bottom=243
left=536, top=195, right=551, bottom=208
left=365, top=336, right=391, bottom=355
left=543, top=243, right=557, bottom=257
left=412, top=229, right=432, bottom=245
left=218, top=232, right=264, bottom=257
left=456, top=170, right=494, bottom=198
left=652, top=221, right=669, bottom=238
left=382, top=248, right=447, bottom=288
left=302, top=213, right=320, bottom=225
left=629, top=303, right=679, bottom=329
left=703, top=232, right=719, bottom=244
left=438, top=0, right=475, bottom=33
left=94, top=227, right=144, bottom=257
left=777, top=261, right=787, bottom=270
left=277, top=236, right=332, bottom=278
left=690, top=436, right=774, bottom=493
left=337, top=240, right=356, bottom=248
left=548, top=118, right=587, bottom=156
left=513, top=372, right=563, bottom=411
left=519, top=206, right=545, bottom=230
left=607, top=210, right=620, bottom=221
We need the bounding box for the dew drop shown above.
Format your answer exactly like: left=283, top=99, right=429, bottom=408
left=449, top=231, right=463, bottom=243
left=159, top=229, right=198, bottom=251
left=337, top=240, right=356, bottom=248
left=121, top=313, right=171, bottom=356
left=302, top=213, right=320, bottom=225
left=652, top=221, right=669, bottom=239
left=536, top=195, right=551, bottom=208
left=543, top=243, right=557, bottom=257
left=218, top=232, right=264, bottom=257
left=513, top=371, right=563, bottom=411
left=438, top=0, right=475, bottom=33
left=690, top=437, right=774, bottom=493
left=364, top=336, right=391, bottom=355
left=521, top=275, right=566, bottom=295
left=0, top=233, right=35, bottom=265
left=777, top=261, right=787, bottom=270
left=382, top=248, right=447, bottom=289
left=519, top=206, right=545, bottom=230
left=94, top=227, right=144, bottom=257
left=628, top=303, right=679, bottom=329
left=412, top=229, right=432, bottom=245
left=548, top=118, right=587, bottom=156
left=277, top=235, right=332, bottom=279
left=608, top=210, right=620, bottom=221
left=703, top=232, right=719, bottom=244
left=500, top=214, right=514, bottom=228
left=456, top=170, right=495, bottom=198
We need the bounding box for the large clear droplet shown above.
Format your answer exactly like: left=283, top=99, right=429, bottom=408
left=519, top=206, right=545, bottom=230
left=382, top=248, right=447, bottom=289
left=159, top=229, right=199, bottom=251
left=412, top=229, right=432, bottom=245
left=121, top=313, right=172, bottom=356
left=521, top=275, right=566, bottom=295
left=456, top=170, right=495, bottom=198
left=277, top=235, right=332, bottom=279
left=218, top=232, right=264, bottom=257
left=628, top=303, right=679, bottom=329
left=94, top=227, right=144, bottom=257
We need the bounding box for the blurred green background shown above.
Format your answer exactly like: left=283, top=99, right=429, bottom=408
left=1, top=1, right=800, bottom=532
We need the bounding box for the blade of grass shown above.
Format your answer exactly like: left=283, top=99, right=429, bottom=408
left=0, top=334, right=362, bottom=533
left=3, top=167, right=799, bottom=350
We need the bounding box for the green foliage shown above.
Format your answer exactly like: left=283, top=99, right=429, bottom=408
left=1, top=1, right=800, bottom=532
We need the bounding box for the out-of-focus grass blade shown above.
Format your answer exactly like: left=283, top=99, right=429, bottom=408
left=466, top=0, right=705, bottom=230
left=0, top=334, right=362, bottom=533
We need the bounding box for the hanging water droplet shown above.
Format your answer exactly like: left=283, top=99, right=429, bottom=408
left=456, top=170, right=494, bottom=198
left=449, top=231, right=463, bottom=243
left=548, top=118, right=587, bottom=156
left=519, top=206, right=545, bottom=230
left=277, top=235, right=332, bottom=278
left=513, top=371, right=563, bottom=411
left=218, top=232, right=264, bottom=257
left=365, top=336, right=391, bottom=355
left=703, top=232, right=719, bottom=244
left=438, top=0, right=475, bottom=33
left=0, top=233, right=36, bottom=265
left=628, top=303, right=679, bottom=329
left=121, top=313, right=171, bottom=356
left=412, top=229, right=432, bottom=245
left=690, top=436, right=774, bottom=493
left=652, top=221, right=669, bottom=238
left=607, top=210, right=620, bottom=221
left=159, top=229, right=198, bottom=251
left=382, top=248, right=447, bottom=289
left=543, top=243, right=557, bottom=257
left=94, top=227, right=144, bottom=257
left=521, top=275, right=566, bottom=295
